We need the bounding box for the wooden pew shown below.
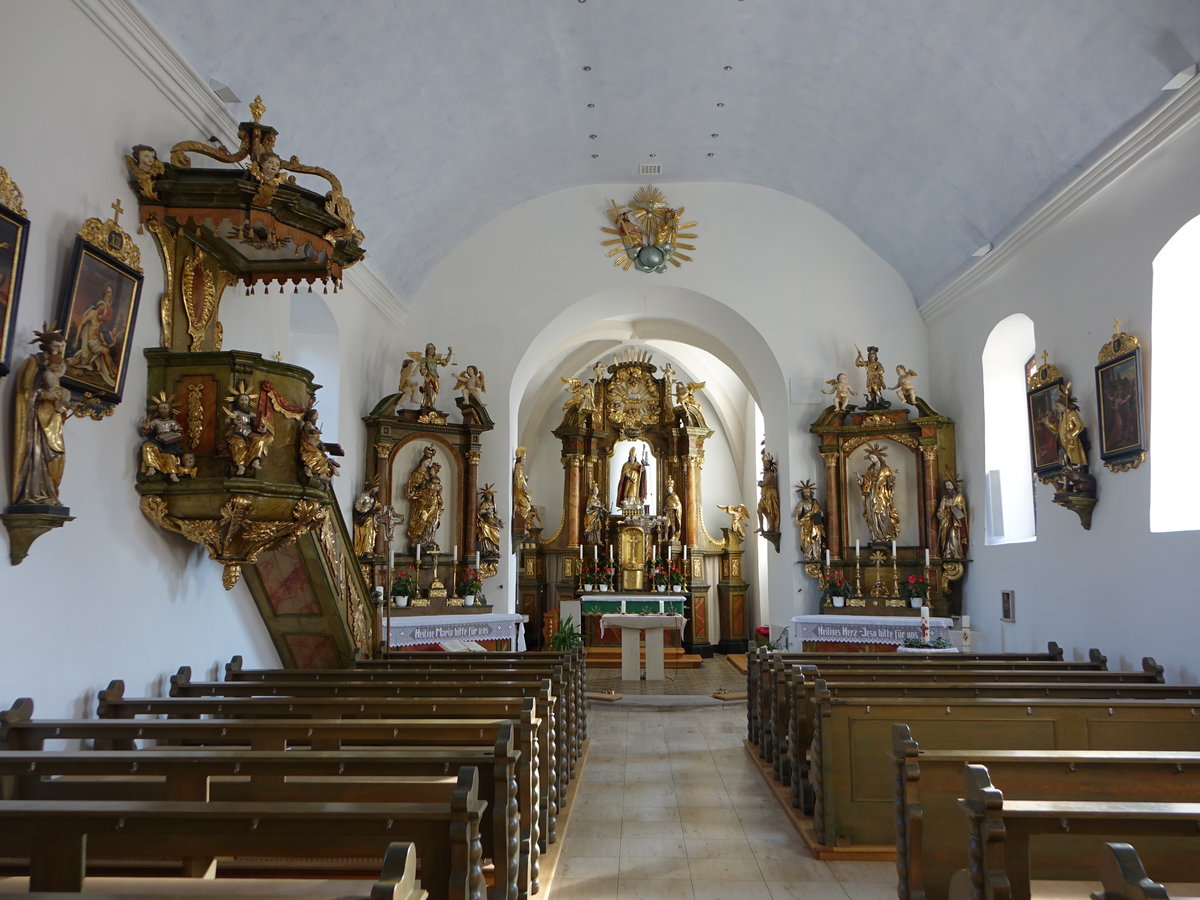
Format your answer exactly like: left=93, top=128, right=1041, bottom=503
left=751, top=647, right=1118, bottom=766
left=212, top=663, right=572, bottom=817
left=892, top=724, right=1200, bottom=900
left=0, top=840, right=428, bottom=900
left=785, top=670, right=1194, bottom=810
left=99, top=677, right=540, bottom=893
left=0, top=767, right=485, bottom=900
left=1093, top=842, right=1198, bottom=900
left=0, top=728, right=522, bottom=900
left=808, top=691, right=1200, bottom=850
left=956, top=764, right=1200, bottom=900
left=0, top=702, right=532, bottom=900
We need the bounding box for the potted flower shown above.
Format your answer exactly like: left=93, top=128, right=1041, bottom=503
left=391, top=567, right=418, bottom=606
left=650, top=557, right=668, bottom=592
left=823, top=572, right=852, bottom=608
left=668, top=562, right=685, bottom=592
left=458, top=566, right=483, bottom=605
left=597, top=556, right=614, bottom=591
left=580, top=561, right=595, bottom=592
left=903, top=574, right=929, bottom=609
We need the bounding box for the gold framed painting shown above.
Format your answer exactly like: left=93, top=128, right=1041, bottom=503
left=1026, top=377, right=1064, bottom=481
left=55, top=235, right=143, bottom=403
left=0, top=168, right=29, bottom=377
left=1095, top=341, right=1145, bottom=472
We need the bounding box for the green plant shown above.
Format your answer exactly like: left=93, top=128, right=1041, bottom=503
left=548, top=615, right=583, bottom=651
left=823, top=571, right=852, bottom=599
left=458, top=565, right=483, bottom=596
left=903, top=574, right=929, bottom=600
left=391, top=567, right=418, bottom=597
left=903, top=636, right=951, bottom=649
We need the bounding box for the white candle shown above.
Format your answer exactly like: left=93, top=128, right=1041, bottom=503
left=415, top=543, right=421, bottom=562
left=594, top=545, right=598, bottom=562
left=962, top=615, right=970, bottom=629
left=453, top=545, right=458, bottom=562
left=608, top=544, right=613, bottom=559
left=667, top=545, right=672, bottom=561
left=921, top=606, right=930, bottom=624
left=855, top=539, right=860, bottom=557
left=683, top=546, right=688, bottom=561
left=825, top=549, right=831, bottom=566
left=579, top=544, right=584, bottom=560
left=891, top=540, right=897, bottom=556
left=925, top=548, right=931, bottom=566
left=474, top=552, right=480, bottom=569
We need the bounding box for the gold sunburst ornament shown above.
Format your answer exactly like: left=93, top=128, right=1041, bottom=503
left=601, top=185, right=697, bottom=272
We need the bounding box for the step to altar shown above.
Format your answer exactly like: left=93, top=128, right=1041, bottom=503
left=585, top=646, right=704, bottom=669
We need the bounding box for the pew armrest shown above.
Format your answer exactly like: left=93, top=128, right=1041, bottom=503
left=1092, top=842, right=1172, bottom=900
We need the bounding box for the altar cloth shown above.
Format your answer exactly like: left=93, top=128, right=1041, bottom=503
left=385, top=613, right=527, bottom=650
left=790, top=613, right=952, bottom=647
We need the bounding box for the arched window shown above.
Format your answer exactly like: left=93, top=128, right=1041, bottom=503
left=981, top=314, right=1037, bottom=544
left=1150, top=216, right=1200, bottom=532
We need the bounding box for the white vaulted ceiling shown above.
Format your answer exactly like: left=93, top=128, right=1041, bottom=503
left=134, top=0, right=1200, bottom=305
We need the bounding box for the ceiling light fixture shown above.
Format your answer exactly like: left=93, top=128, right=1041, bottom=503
left=1162, top=63, right=1198, bottom=91
left=971, top=242, right=993, bottom=258
left=207, top=78, right=240, bottom=104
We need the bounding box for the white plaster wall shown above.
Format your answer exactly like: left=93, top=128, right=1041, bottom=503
left=0, top=3, right=401, bottom=717
left=409, top=183, right=925, bottom=626
left=924, top=115, right=1200, bottom=681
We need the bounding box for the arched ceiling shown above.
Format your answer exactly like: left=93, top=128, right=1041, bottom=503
left=134, top=0, right=1200, bottom=305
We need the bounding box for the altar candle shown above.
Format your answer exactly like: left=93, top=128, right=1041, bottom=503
left=594, top=545, right=598, bottom=562
left=667, top=545, right=672, bottom=561
left=608, top=544, right=613, bottom=560
left=453, top=545, right=458, bottom=562
left=891, top=540, right=897, bottom=556
left=855, top=539, right=860, bottom=558
left=474, top=551, right=480, bottom=570
left=925, top=548, right=931, bottom=566
left=579, top=544, right=584, bottom=560
left=920, top=605, right=930, bottom=640
left=825, top=549, right=831, bottom=566
left=683, top=546, right=688, bottom=561
left=961, top=615, right=970, bottom=629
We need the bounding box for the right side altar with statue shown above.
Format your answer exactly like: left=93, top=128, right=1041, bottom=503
left=795, top=345, right=970, bottom=649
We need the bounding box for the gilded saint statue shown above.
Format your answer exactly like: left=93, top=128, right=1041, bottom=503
left=793, top=480, right=827, bottom=563
left=405, top=446, right=443, bottom=550
left=352, top=481, right=381, bottom=558
left=583, top=482, right=605, bottom=546
left=756, top=447, right=781, bottom=534
left=617, top=447, right=647, bottom=511
left=857, top=443, right=900, bottom=542
left=407, top=343, right=453, bottom=409
left=936, top=476, right=968, bottom=559
left=512, top=446, right=539, bottom=531
left=138, top=393, right=192, bottom=482
left=855, top=345, right=890, bottom=410
left=662, top=475, right=683, bottom=544
left=10, top=326, right=73, bottom=507
left=477, top=483, right=502, bottom=556
left=222, top=382, right=273, bottom=476
left=1052, top=381, right=1088, bottom=469
left=298, top=406, right=341, bottom=483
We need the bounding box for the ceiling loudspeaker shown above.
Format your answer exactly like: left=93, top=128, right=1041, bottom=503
left=639, top=164, right=663, bottom=176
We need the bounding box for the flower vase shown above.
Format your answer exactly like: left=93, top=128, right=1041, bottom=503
left=909, top=596, right=923, bottom=609
left=656, top=585, right=666, bottom=593
left=464, top=594, right=475, bottom=607
left=672, top=585, right=683, bottom=593
left=599, top=584, right=609, bottom=592
left=831, top=595, right=845, bottom=608
left=393, top=595, right=409, bottom=608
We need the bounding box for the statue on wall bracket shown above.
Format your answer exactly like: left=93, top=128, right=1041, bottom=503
left=1027, top=352, right=1097, bottom=530
left=601, top=185, right=697, bottom=273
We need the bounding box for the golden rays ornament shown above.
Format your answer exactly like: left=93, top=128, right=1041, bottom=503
left=601, top=185, right=697, bottom=273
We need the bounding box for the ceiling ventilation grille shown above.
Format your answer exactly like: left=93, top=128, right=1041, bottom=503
left=639, top=163, right=662, bottom=176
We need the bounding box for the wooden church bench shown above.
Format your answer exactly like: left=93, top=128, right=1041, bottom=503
left=956, top=764, right=1200, bottom=900
left=891, top=724, right=1200, bottom=900
left=808, top=692, right=1200, bottom=850
left=191, top=668, right=572, bottom=808
left=0, top=767, right=485, bottom=900
left=0, top=699, right=537, bottom=900
left=0, top=732, right=522, bottom=900
left=228, top=656, right=580, bottom=784
left=785, top=671, right=1195, bottom=810
left=1093, top=842, right=1200, bottom=900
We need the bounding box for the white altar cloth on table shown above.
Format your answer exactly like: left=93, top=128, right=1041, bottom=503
left=791, top=614, right=952, bottom=647
left=599, top=614, right=687, bottom=682
left=385, top=613, right=527, bottom=650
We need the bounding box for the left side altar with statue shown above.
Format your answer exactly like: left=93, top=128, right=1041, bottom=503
left=356, top=347, right=525, bottom=651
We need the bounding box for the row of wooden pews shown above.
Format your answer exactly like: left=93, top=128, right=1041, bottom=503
left=745, top=644, right=1200, bottom=898
left=0, top=647, right=586, bottom=899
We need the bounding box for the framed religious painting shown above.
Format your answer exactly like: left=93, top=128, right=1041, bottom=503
left=55, top=232, right=143, bottom=404
left=1095, top=325, right=1146, bottom=472
left=1026, top=375, right=1064, bottom=481
left=0, top=166, right=29, bottom=377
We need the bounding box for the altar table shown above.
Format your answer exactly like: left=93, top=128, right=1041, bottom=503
left=790, top=613, right=952, bottom=650
left=582, top=596, right=685, bottom=615
left=385, top=613, right=528, bottom=650
left=600, top=613, right=687, bottom=681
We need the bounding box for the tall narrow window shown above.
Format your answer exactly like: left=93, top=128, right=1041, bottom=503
left=981, top=314, right=1037, bottom=544
left=1151, top=216, right=1200, bottom=532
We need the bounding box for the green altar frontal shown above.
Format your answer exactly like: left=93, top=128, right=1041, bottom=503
left=581, top=598, right=686, bottom=615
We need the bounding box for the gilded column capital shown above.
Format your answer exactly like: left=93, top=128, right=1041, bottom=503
left=374, top=441, right=392, bottom=458
left=466, top=450, right=482, bottom=466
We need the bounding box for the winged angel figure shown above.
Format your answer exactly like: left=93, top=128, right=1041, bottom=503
left=561, top=376, right=597, bottom=425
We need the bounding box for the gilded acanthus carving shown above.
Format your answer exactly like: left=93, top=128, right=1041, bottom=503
left=140, top=494, right=326, bottom=590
